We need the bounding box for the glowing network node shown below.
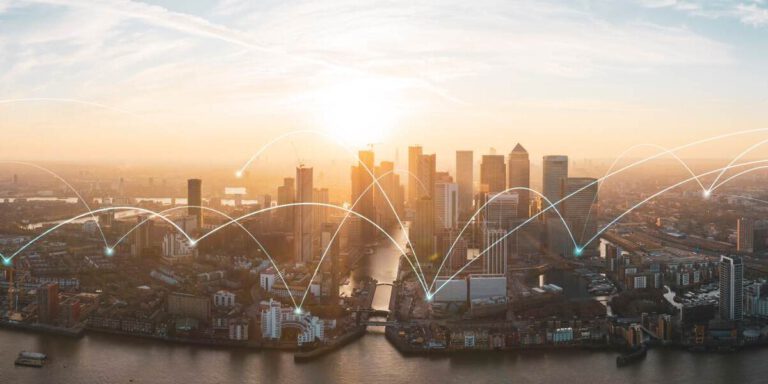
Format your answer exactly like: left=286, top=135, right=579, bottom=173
left=235, top=170, right=243, bottom=178
left=189, top=240, right=197, bottom=247
left=104, top=247, right=114, bottom=256
left=425, top=293, right=433, bottom=302
left=574, top=247, right=583, bottom=257
left=294, top=308, right=303, bottom=315
left=703, top=190, right=712, bottom=199
left=2, top=258, right=11, bottom=267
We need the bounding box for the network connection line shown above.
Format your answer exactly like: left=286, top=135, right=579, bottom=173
left=0, top=160, right=110, bottom=249
left=110, top=205, right=300, bottom=309
left=298, top=169, right=432, bottom=309
left=707, top=138, right=768, bottom=192
left=0, top=206, right=192, bottom=263
left=579, top=143, right=706, bottom=243
left=235, top=129, right=428, bottom=285
left=429, top=187, right=574, bottom=292
left=434, top=159, right=768, bottom=296
left=201, top=202, right=430, bottom=301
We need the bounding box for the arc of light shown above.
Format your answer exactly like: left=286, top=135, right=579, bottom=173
left=709, top=166, right=768, bottom=193
left=0, top=206, right=191, bottom=263
left=298, top=168, right=432, bottom=309
left=708, top=138, right=768, bottom=192
left=429, top=187, right=573, bottom=292
left=434, top=159, right=768, bottom=295
left=191, top=202, right=429, bottom=302
left=579, top=143, right=705, bottom=243
left=0, top=160, right=109, bottom=248
left=236, top=129, right=427, bottom=282
left=112, top=205, right=300, bottom=309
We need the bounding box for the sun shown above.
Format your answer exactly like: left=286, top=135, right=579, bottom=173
left=315, top=79, right=400, bottom=148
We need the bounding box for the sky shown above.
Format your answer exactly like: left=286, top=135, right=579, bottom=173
left=1, top=0, right=767, bottom=171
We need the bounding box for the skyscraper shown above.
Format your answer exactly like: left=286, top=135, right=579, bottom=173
left=480, top=154, right=506, bottom=194
left=434, top=181, right=459, bottom=230
left=456, top=150, right=474, bottom=217
left=294, top=166, right=314, bottom=264
left=483, top=192, right=519, bottom=230
left=719, top=255, right=744, bottom=321
left=483, top=228, right=508, bottom=275
left=737, top=217, right=755, bottom=253
left=187, top=178, right=202, bottom=230
left=408, top=145, right=423, bottom=205
left=563, top=177, right=598, bottom=255
left=542, top=155, right=568, bottom=216
left=411, top=196, right=435, bottom=264
left=507, top=143, right=530, bottom=218
left=375, top=160, right=397, bottom=228
left=418, top=153, right=436, bottom=199
left=277, top=177, right=295, bottom=231
left=351, top=150, right=376, bottom=243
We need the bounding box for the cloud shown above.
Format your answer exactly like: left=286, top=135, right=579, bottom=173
left=736, top=3, right=768, bottom=26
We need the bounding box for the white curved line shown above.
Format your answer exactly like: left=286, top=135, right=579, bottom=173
left=298, top=168, right=432, bottom=308
left=1, top=160, right=109, bottom=247
left=236, top=129, right=427, bottom=282
left=709, top=138, right=768, bottom=191
left=435, top=159, right=768, bottom=295
left=430, top=187, right=574, bottom=291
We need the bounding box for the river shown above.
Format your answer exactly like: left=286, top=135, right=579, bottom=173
left=2, top=227, right=768, bottom=383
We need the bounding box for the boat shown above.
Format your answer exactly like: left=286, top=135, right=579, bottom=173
left=15, top=351, right=47, bottom=368
left=616, top=345, right=647, bottom=367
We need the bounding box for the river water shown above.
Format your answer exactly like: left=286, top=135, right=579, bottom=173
left=2, top=227, right=768, bottom=383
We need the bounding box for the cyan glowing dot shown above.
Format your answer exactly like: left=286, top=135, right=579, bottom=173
left=574, top=247, right=583, bottom=257
left=294, top=308, right=303, bottom=315
left=425, top=294, right=433, bottom=302
left=104, top=247, right=114, bottom=256
left=2, top=258, right=11, bottom=267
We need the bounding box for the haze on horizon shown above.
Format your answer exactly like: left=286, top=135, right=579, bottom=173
left=1, top=0, right=767, bottom=168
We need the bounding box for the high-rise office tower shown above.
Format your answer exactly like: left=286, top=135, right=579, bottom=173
left=408, top=145, right=423, bottom=204
left=294, top=166, right=314, bottom=264
left=480, top=154, right=506, bottom=194
left=507, top=143, right=530, bottom=218
left=719, top=255, right=744, bottom=321
left=483, top=192, right=519, bottom=230
left=456, top=150, right=474, bottom=217
left=434, top=181, right=459, bottom=230
left=418, top=153, right=436, bottom=199
left=563, top=177, right=598, bottom=255
left=277, top=177, right=295, bottom=231
left=187, top=178, right=202, bottom=229
left=321, top=222, right=340, bottom=302
left=737, top=217, right=755, bottom=253
left=375, top=160, right=397, bottom=228
left=132, top=215, right=152, bottom=258
left=483, top=228, right=508, bottom=275
left=437, top=229, right=468, bottom=275
left=351, top=150, right=376, bottom=243
left=542, top=155, right=568, bottom=216
left=411, top=196, right=435, bottom=264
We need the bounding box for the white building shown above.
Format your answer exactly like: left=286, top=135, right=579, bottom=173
left=213, top=290, right=236, bottom=307
left=259, top=298, right=325, bottom=346
left=161, top=232, right=195, bottom=263
left=228, top=318, right=249, bottom=341
left=260, top=268, right=277, bottom=292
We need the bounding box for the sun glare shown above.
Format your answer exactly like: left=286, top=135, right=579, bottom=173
left=316, top=80, right=400, bottom=148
